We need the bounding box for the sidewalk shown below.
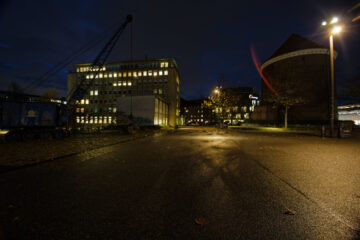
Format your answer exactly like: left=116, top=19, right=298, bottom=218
left=0, top=129, right=159, bottom=170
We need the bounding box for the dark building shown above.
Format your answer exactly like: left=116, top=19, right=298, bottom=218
left=222, top=87, right=260, bottom=124
left=180, top=87, right=260, bottom=126
left=0, top=90, right=65, bottom=104
left=180, top=98, right=216, bottom=125
left=253, top=34, right=335, bottom=123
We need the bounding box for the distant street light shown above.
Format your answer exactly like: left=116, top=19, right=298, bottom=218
left=321, top=17, right=343, bottom=137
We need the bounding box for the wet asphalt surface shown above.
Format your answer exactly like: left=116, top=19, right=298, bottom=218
left=1, top=127, right=360, bottom=239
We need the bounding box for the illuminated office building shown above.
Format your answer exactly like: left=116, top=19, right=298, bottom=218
left=67, top=58, right=180, bottom=127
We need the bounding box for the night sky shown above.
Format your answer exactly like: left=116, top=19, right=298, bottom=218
left=1, top=0, right=359, bottom=100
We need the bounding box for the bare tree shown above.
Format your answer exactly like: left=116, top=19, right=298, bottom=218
left=264, top=80, right=305, bottom=128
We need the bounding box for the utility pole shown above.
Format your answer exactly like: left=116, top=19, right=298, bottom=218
left=329, top=34, right=335, bottom=137
left=130, top=19, right=133, bottom=119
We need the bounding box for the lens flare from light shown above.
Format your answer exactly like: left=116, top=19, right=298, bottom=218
left=250, top=44, right=279, bottom=96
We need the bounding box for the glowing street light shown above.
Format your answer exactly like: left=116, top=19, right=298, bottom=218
left=321, top=16, right=342, bottom=137
left=330, top=17, right=339, bottom=24
left=331, top=26, right=342, bottom=34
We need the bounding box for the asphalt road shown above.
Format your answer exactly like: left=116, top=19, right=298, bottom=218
left=1, top=127, right=360, bottom=239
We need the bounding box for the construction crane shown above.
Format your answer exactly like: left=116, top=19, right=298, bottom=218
left=67, top=14, right=132, bottom=104
left=66, top=14, right=133, bottom=127
left=0, top=14, right=133, bottom=140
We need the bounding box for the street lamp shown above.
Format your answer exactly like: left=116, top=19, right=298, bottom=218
left=321, top=17, right=342, bottom=137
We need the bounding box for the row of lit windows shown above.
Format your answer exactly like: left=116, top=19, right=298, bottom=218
left=77, top=66, right=106, bottom=72
left=77, top=62, right=170, bottom=73
left=76, top=107, right=117, bottom=113
left=83, top=79, right=168, bottom=87
left=85, top=70, right=168, bottom=79
left=88, top=88, right=166, bottom=97
left=75, top=99, right=90, bottom=104
left=112, top=81, right=132, bottom=87
left=76, top=116, right=114, bottom=124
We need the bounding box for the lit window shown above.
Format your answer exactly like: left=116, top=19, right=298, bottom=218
left=159, top=89, right=162, bottom=94
left=81, top=99, right=85, bottom=104
left=164, top=70, right=168, bottom=75
left=109, top=116, right=112, bottom=123
left=94, top=117, right=98, bottom=123
left=99, top=118, right=102, bottom=124
left=90, top=90, right=94, bottom=96
left=85, top=118, right=89, bottom=124
left=159, top=71, right=163, bottom=76
left=86, top=75, right=89, bottom=79
left=104, top=117, right=107, bottom=124
left=113, top=107, right=117, bottom=113
left=154, top=89, right=158, bottom=94
left=118, top=72, right=122, bottom=77
left=114, top=73, right=117, bottom=78
left=99, top=73, right=103, bottom=78
left=113, top=82, right=117, bottom=86
left=138, top=71, right=142, bottom=76
left=85, top=99, right=89, bottom=104
left=128, top=81, right=132, bottom=86
left=109, top=73, right=113, bottom=78
left=118, top=81, right=122, bottom=86
left=123, top=81, right=127, bottom=86
left=90, top=74, right=94, bottom=79
left=81, top=108, right=84, bottom=113
left=90, top=117, right=93, bottom=124
left=143, top=71, right=147, bottom=76
left=94, top=90, right=98, bottom=96
left=104, top=74, right=108, bottom=78
left=148, top=70, right=152, bottom=76
left=160, top=62, right=164, bottom=68
left=76, top=108, right=80, bottom=113
left=76, top=117, right=80, bottom=123
left=165, top=62, right=169, bottom=68
left=133, top=72, right=137, bottom=77
left=154, top=71, right=158, bottom=76
left=128, top=72, right=132, bottom=77
left=123, top=72, right=127, bottom=77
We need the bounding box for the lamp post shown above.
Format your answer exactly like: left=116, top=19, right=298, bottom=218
left=321, top=17, right=342, bottom=137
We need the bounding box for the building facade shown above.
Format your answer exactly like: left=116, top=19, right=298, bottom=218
left=67, top=58, right=180, bottom=127
left=222, top=87, right=260, bottom=124
left=254, top=34, right=335, bottom=123
left=180, top=98, right=216, bottom=125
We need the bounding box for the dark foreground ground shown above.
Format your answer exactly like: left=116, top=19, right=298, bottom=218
left=1, top=127, right=360, bottom=239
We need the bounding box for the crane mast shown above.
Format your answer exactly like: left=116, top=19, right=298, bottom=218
left=67, top=14, right=133, bottom=104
